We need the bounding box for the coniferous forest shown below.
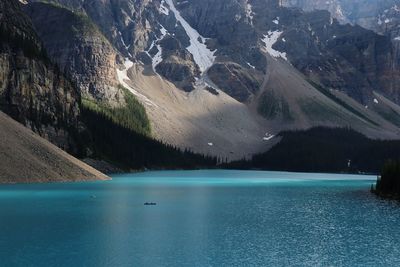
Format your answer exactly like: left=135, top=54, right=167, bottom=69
left=80, top=103, right=218, bottom=171
left=226, top=127, right=400, bottom=174
left=374, top=160, right=400, bottom=199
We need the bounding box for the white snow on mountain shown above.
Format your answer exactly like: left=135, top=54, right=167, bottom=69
left=118, top=31, right=132, bottom=57
left=245, top=1, right=254, bottom=25
left=247, top=62, right=256, bottom=69
left=146, top=25, right=168, bottom=74
left=261, top=31, right=287, bottom=60
left=159, top=0, right=170, bottom=15
left=117, top=59, right=158, bottom=107
left=165, top=0, right=216, bottom=73
left=263, top=133, right=275, bottom=141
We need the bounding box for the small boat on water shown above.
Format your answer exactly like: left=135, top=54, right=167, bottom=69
left=144, top=202, right=157, bottom=206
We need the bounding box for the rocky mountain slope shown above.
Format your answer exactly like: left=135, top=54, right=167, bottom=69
left=0, top=111, right=108, bottom=183
left=282, top=0, right=400, bottom=101
left=0, top=0, right=83, bottom=152
left=281, top=0, right=400, bottom=33
left=24, top=2, right=124, bottom=106
left=0, top=0, right=220, bottom=181
left=20, top=0, right=400, bottom=161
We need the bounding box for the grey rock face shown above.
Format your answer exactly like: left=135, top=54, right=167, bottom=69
left=281, top=0, right=400, bottom=103
left=19, top=0, right=400, bottom=116
left=25, top=2, right=123, bottom=106
left=0, top=0, right=81, bottom=152
left=208, top=63, right=262, bottom=102
left=281, top=0, right=400, bottom=32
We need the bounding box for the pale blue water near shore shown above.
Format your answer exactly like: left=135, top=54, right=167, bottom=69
left=0, top=170, right=400, bottom=266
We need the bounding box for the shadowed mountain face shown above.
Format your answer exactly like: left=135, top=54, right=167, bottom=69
left=4, top=0, right=400, bottom=161
left=282, top=0, right=400, bottom=102
left=24, top=2, right=124, bottom=106
left=27, top=0, right=399, bottom=103
left=0, top=0, right=81, bottom=152
left=282, top=0, right=400, bottom=33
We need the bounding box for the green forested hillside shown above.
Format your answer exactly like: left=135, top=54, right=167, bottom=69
left=82, top=87, right=151, bottom=136
left=80, top=88, right=217, bottom=170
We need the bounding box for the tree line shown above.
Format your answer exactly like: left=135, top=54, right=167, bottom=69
left=226, top=127, right=400, bottom=174
left=373, top=160, right=400, bottom=199
left=80, top=98, right=218, bottom=171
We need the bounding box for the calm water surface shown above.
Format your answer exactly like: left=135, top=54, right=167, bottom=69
left=0, top=170, right=399, bottom=266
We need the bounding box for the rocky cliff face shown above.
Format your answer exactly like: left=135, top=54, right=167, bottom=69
left=0, top=0, right=80, bottom=152
left=27, top=0, right=400, bottom=111
left=281, top=0, right=400, bottom=32
left=281, top=0, right=400, bottom=103
left=24, top=2, right=123, bottom=106
left=21, top=0, right=400, bottom=107
left=13, top=0, right=400, bottom=160
left=168, top=0, right=398, bottom=105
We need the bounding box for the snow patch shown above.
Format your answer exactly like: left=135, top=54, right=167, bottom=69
left=394, top=36, right=400, bottom=41
left=117, top=58, right=158, bottom=107
left=261, top=31, right=287, bottom=60
left=159, top=0, right=170, bottom=15
left=208, top=142, right=214, bottom=146
left=245, top=1, right=254, bottom=25
left=146, top=25, right=168, bottom=73
left=246, top=62, right=256, bottom=69
left=272, top=17, right=280, bottom=25
left=165, top=0, right=216, bottom=73
left=263, top=133, right=274, bottom=141
left=119, top=31, right=132, bottom=57
left=373, top=98, right=379, bottom=104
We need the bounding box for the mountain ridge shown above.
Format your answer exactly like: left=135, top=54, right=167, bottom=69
left=19, top=0, right=400, bottom=161
left=2, top=0, right=400, bottom=176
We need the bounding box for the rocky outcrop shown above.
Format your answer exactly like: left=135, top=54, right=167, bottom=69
left=208, top=63, right=262, bottom=102
left=0, top=0, right=81, bottom=152
left=154, top=35, right=200, bottom=91
left=24, top=2, right=123, bottom=106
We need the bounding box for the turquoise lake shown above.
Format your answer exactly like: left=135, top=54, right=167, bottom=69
left=1, top=170, right=400, bottom=266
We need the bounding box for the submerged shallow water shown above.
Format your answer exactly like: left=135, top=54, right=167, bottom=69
left=0, top=170, right=399, bottom=266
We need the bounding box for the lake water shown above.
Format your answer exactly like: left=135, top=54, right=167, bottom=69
left=0, top=170, right=399, bottom=266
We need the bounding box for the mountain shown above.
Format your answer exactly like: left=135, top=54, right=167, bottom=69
left=281, top=0, right=400, bottom=33
left=281, top=0, right=400, bottom=101
left=0, top=111, right=108, bottom=183
left=0, top=0, right=218, bottom=183
left=22, top=0, right=400, bottom=161
left=24, top=2, right=124, bottom=106
left=0, top=0, right=110, bottom=182
left=0, top=0, right=81, bottom=153
left=1, top=0, right=400, bottom=175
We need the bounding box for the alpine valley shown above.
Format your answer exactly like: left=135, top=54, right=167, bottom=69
left=2, top=0, right=400, bottom=182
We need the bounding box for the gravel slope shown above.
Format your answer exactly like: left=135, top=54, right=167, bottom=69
left=0, top=112, right=109, bottom=183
